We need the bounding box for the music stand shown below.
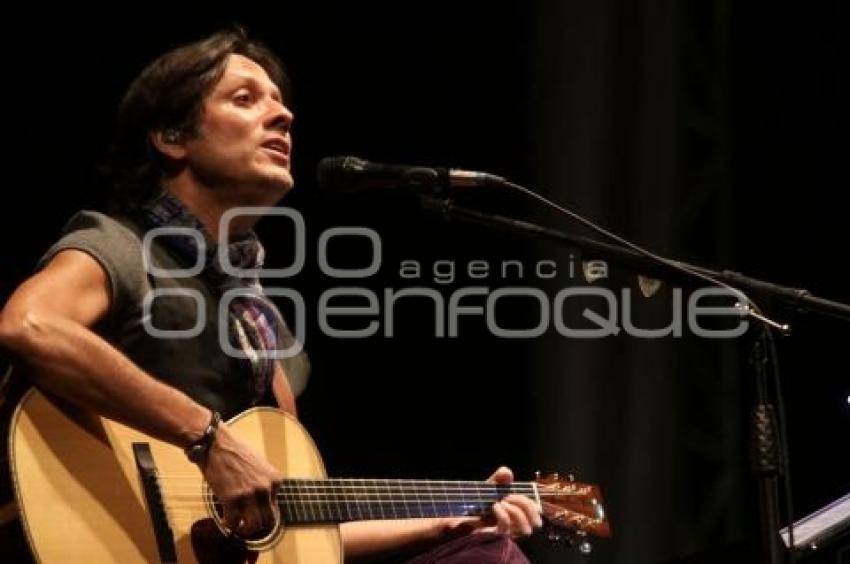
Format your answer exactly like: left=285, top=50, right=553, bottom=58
left=780, top=491, right=850, bottom=562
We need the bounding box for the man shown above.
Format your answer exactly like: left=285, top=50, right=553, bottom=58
left=0, top=29, right=539, bottom=562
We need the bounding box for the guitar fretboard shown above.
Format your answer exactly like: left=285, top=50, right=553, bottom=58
left=276, top=478, right=539, bottom=524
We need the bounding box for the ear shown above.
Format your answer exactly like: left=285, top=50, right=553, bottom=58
left=149, top=129, right=188, bottom=160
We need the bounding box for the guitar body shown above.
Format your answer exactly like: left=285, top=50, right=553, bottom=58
left=9, top=388, right=342, bottom=563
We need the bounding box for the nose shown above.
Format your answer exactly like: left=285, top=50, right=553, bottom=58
left=266, top=100, right=294, bottom=135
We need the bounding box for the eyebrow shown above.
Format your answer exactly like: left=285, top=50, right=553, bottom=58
left=227, top=73, right=283, bottom=102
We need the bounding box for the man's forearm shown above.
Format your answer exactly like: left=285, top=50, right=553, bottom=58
left=1, top=311, right=209, bottom=447
left=341, top=517, right=478, bottom=561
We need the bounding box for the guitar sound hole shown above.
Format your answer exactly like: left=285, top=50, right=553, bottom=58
left=210, top=499, right=277, bottom=541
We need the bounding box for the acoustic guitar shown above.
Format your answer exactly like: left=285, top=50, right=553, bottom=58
left=8, top=387, right=610, bottom=563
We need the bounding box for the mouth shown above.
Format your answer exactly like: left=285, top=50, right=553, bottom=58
left=261, top=138, right=290, bottom=164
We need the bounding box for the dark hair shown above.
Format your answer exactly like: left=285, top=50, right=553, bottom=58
left=103, top=27, right=291, bottom=210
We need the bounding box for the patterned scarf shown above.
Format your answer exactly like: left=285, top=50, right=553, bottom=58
left=139, top=190, right=283, bottom=404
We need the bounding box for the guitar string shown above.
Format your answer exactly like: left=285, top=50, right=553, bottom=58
left=155, top=483, right=572, bottom=495
left=154, top=478, right=582, bottom=493
left=156, top=489, right=568, bottom=497
left=151, top=482, right=581, bottom=496
left=156, top=494, right=544, bottom=501
left=154, top=507, right=589, bottom=527
left=157, top=483, right=540, bottom=490
left=156, top=483, right=541, bottom=494
left=158, top=493, right=543, bottom=497
left=154, top=494, right=602, bottom=522
left=153, top=479, right=555, bottom=490
left=153, top=479, right=587, bottom=505
left=155, top=476, right=546, bottom=485
left=158, top=490, right=547, bottom=499
left=152, top=478, right=583, bottom=493
left=154, top=493, right=581, bottom=503
left=156, top=483, right=575, bottom=493
left=158, top=484, right=539, bottom=489
left=157, top=506, right=604, bottom=531
left=151, top=484, right=574, bottom=500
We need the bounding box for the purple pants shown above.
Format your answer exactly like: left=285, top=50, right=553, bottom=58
left=404, top=533, right=530, bottom=564
left=2, top=516, right=530, bottom=564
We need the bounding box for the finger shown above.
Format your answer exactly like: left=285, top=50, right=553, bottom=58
left=236, top=497, right=264, bottom=537
left=498, top=499, right=533, bottom=537
left=487, top=466, right=514, bottom=485
left=222, top=500, right=241, bottom=533
left=255, top=487, right=276, bottom=536
left=504, top=494, right=543, bottom=529
left=450, top=515, right=486, bottom=536
left=491, top=501, right=512, bottom=535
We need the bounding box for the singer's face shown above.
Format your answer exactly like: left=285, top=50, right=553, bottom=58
left=182, top=54, right=294, bottom=204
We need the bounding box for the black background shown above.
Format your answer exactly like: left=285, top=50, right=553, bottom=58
left=1, top=2, right=847, bottom=563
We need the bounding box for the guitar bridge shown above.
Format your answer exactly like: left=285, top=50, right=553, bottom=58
left=133, top=442, right=178, bottom=564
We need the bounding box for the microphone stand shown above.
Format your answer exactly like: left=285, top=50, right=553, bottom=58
left=418, top=196, right=850, bottom=322
left=418, top=194, right=850, bottom=564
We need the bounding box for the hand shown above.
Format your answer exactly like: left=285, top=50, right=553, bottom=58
left=484, top=466, right=543, bottom=538
left=444, top=466, right=542, bottom=539
left=197, top=424, right=282, bottom=539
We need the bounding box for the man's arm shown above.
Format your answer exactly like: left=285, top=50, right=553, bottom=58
left=0, top=249, right=279, bottom=537
left=266, top=365, right=540, bottom=560
left=340, top=467, right=542, bottom=561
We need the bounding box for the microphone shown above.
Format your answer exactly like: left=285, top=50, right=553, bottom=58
left=317, top=156, right=506, bottom=194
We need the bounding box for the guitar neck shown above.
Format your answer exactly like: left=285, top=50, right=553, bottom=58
left=276, top=478, right=540, bottom=524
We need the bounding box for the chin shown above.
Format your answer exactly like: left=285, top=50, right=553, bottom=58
left=263, top=166, right=294, bottom=190
left=271, top=172, right=295, bottom=198
left=244, top=174, right=294, bottom=205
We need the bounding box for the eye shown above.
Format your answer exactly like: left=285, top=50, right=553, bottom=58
left=233, top=91, right=253, bottom=106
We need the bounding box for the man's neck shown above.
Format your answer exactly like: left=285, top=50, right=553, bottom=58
left=163, top=179, right=259, bottom=241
